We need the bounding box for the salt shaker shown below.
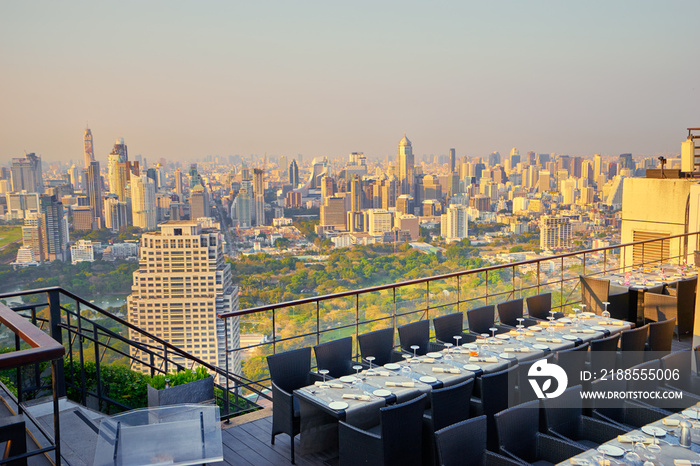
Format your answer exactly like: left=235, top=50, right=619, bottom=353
left=680, top=419, right=692, bottom=448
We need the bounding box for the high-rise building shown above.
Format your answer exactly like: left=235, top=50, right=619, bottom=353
left=398, top=135, right=414, bottom=196
left=11, top=153, right=43, bottom=193
left=86, top=161, right=103, bottom=225
left=127, top=221, right=241, bottom=376
left=538, top=170, right=551, bottom=193
left=5, top=191, right=40, bottom=220
left=189, top=184, right=211, bottom=221
left=22, top=213, right=45, bottom=263
left=231, top=187, right=252, bottom=228
left=441, top=205, right=469, bottom=241
left=40, top=194, right=67, bottom=261
left=539, top=215, right=572, bottom=250
left=320, top=195, right=347, bottom=230
left=104, top=196, right=128, bottom=232
left=618, top=153, right=635, bottom=171
left=72, top=206, right=95, bottom=231
left=84, top=127, right=95, bottom=168
left=174, top=169, right=183, bottom=198
left=321, top=176, right=336, bottom=200
left=350, top=176, right=362, bottom=212
left=108, top=138, right=128, bottom=195
left=253, top=168, right=265, bottom=226
left=131, top=174, right=156, bottom=230
left=593, top=154, right=603, bottom=179
left=189, top=164, right=201, bottom=188
left=449, top=148, right=456, bottom=173
left=367, top=209, right=393, bottom=236
left=289, top=159, right=299, bottom=187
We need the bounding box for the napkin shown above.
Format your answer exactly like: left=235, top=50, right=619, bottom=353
left=385, top=381, right=415, bottom=388
left=524, top=332, right=535, bottom=337
left=617, top=435, right=659, bottom=444
left=570, top=329, right=596, bottom=334
left=420, top=358, right=436, bottom=364
left=504, top=347, right=530, bottom=353
left=536, top=338, right=562, bottom=343
left=509, top=330, right=519, bottom=336
left=342, top=394, right=371, bottom=401
left=673, top=460, right=700, bottom=466
left=469, top=356, right=498, bottom=363
left=365, top=371, right=393, bottom=377
left=663, top=418, right=680, bottom=426
left=314, top=381, right=344, bottom=389
left=571, top=459, right=595, bottom=466
left=432, top=367, right=461, bottom=374
left=598, top=321, right=623, bottom=326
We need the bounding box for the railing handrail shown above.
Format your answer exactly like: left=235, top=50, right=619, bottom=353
left=220, top=229, right=697, bottom=319
left=0, top=303, right=64, bottom=370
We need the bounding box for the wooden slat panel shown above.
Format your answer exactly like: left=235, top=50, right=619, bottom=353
left=633, top=231, right=670, bottom=266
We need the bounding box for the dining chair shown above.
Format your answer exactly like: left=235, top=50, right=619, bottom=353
left=338, top=393, right=427, bottom=466
left=525, top=293, right=564, bottom=321
left=645, top=318, right=676, bottom=357
left=466, top=305, right=511, bottom=336
left=588, top=333, right=620, bottom=374
left=313, top=336, right=358, bottom=379
left=495, top=399, right=586, bottom=465
left=266, top=347, right=312, bottom=464
left=358, top=327, right=403, bottom=366
left=617, top=324, right=649, bottom=369
left=542, top=385, right=627, bottom=449
left=516, top=354, right=554, bottom=404
left=397, top=320, right=444, bottom=356
left=432, top=312, right=476, bottom=346
left=470, top=364, right=518, bottom=451
left=496, top=298, right=539, bottom=327
left=435, top=416, right=523, bottom=466
left=661, top=350, right=700, bottom=397
left=580, top=275, right=629, bottom=319
left=626, top=359, right=678, bottom=413
left=555, top=342, right=589, bottom=388
left=423, top=378, right=474, bottom=465
left=644, top=276, right=697, bottom=340
left=590, top=376, right=667, bottom=429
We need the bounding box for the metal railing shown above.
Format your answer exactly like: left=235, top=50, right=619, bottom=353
left=0, top=288, right=269, bottom=423
left=220, top=231, right=700, bottom=394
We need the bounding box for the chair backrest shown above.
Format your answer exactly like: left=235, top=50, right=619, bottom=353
left=380, top=393, right=427, bottom=465
left=266, top=347, right=311, bottom=393
left=398, top=320, right=431, bottom=355
left=661, top=350, right=694, bottom=391
left=676, top=277, right=697, bottom=336
left=429, top=378, right=474, bottom=432
left=619, top=324, right=649, bottom=368
left=590, top=376, right=627, bottom=423
left=497, top=299, right=524, bottom=327
left=695, top=345, right=700, bottom=373
left=435, top=416, right=488, bottom=466
left=313, top=336, right=353, bottom=378
left=467, top=305, right=497, bottom=335
left=589, top=333, right=620, bottom=373
left=433, top=312, right=464, bottom=344
left=526, top=293, right=552, bottom=320
left=358, top=327, right=396, bottom=366
left=626, top=359, right=661, bottom=393
left=495, top=399, right=540, bottom=461
left=517, top=354, right=554, bottom=403
left=647, top=318, right=676, bottom=354
left=542, top=385, right=583, bottom=439
left=580, top=275, right=610, bottom=315
left=556, top=343, right=590, bottom=386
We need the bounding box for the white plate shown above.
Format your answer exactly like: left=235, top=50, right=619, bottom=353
left=562, top=335, right=579, bottom=341
left=582, top=312, right=596, bottom=317
left=463, top=364, right=482, bottom=371
left=641, top=425, right=666, bottom=437
left=329, top=401, right=349, bottom=410
left=384, top=363, right=400, bottom=370
left=558, top=318, right=573, bottom=324
left=463, top=344, right=477, bottom=350
left=682, top=409, right=700, bottom=419
left=373, top=389, right=392, bottom=397
left=495, top=334, right=510, bottom=340
left=339, top=376, right=357, bottom=383
left=499, top=353, right=515, bottom=359
left=419, top=376, right=437, bottom=383
left=597, top=445, right=624, bottom=457
left=530, top=326, right=543, bottom=332
left=532, top=344, right=549, bottom=350
left=426, top=352, right=443, bottom=358
left=590, top=326, right=607, bottom=332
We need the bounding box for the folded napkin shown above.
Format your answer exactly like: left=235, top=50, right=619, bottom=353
left=673, top=460, right=700, bottom=466
left=598, top=320, right=624, bottom=326
left=570, top=459, right=596, bottom=466
left=385, top=381, right=415, bottom=388
left=663, top=418, right=680, bottom=426
left=543, top=322, right=565, bottom=328
left=570, top=329, right=596, bottom=334
left=617, top=435, right=659, bottom=444
left=365, top=370, right=393, bottom=377
left=509, top=330, right=519, bottom=336
left=504, top=347, right=530, bottom=353
left=314, top=381, right=344, bottom=389
left=469, top=356, right=498, bottom=363
left=524, top=332, right=535, bottom=337
left=536, top=337, right=562, bottom=343
left=420, top=357, right=436, bottom=364
left=432, top=367, right=461, bottom=374
left=342, top=394, right=371, bottom=401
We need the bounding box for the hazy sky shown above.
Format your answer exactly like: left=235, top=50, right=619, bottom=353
left=2, top=1, right=699, bottom=165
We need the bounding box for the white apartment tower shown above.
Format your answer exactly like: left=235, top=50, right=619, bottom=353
left=127, top=221, right=241, bottom=376
left=131, top=174, right=157, bottom=231
left=539, top=215, right=572, bottom=251
left=441, top=205, right=469, bottom=241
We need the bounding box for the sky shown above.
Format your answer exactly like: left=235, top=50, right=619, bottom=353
left=1, top=1, right=700, bottom=165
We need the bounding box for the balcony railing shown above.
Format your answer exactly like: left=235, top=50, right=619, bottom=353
left=219, top=230, right=700, bottom=395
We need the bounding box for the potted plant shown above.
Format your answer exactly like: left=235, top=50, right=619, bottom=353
left=147, top=367, right=214, bottom=407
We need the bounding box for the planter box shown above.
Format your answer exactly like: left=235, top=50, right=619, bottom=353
left=147, top=376, right=214, bottom=407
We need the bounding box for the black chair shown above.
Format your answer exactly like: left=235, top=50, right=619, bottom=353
left=397, top=320, right=444, bottom=356
left=617, top=324, right=649, bottom=369
left=661, top=351, right=700, bottom=397
left=358, top=327, right=403, bottom=366
left=313, top=336, right=357, bottom=379
left=695, top=345, right=700, bottom=374
left=432, top=312, right=476, bottom=346
left=435, top=416, right=523, bottom=466
left=423, top=378, right=474, bottom=465
left=495, top=399, right=586, bottom=466
left=470, top=364, right=518, bottom=451
left=626, top=359, right=680, bottom=413
left=266, top=347, right=312, bottom=464
left=590, top=376, right=668, bottom=429
left=466, top=305, right=511, bottom=336
left=526, top=293, right=564, bottom=321
left=542, top=385, right=627, bottom=449
left=645, top=318, right=676, bottom=356
left=580, top=275, right=629, bottom=319
left=497, top=298, right=540, bottom=327
left=556, top=342, right=589, bottom=388
left=517, top=354, right=554, bottom=403
left=339, top=393, right=427, bottom=466
left=588, top=333, right=620, bottom=374
left=644, top=277, right=697, bottom=340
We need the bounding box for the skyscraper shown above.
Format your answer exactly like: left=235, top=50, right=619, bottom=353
left=174, top=169, right=183, bottom=198
left=398, top=135, right=414, bottom=196
left=189, top=184, right=210, bottom=220
left=253, top=168, right=265, bottom=226
left=108, top=138, right=128, bottom=196
left=131, top=174, right=156, bottom=230
left=593, top=154, right=603, bottom=179
left=40, top=194, right=67, bottom=261
left=289, top=159, right=299, bottom=187
left=86, top=161, right=103, bottom=226
left=11, top=153, right=43, bottom=193
left=441, top=205, right=469, bottom=241
left=84, top=127, right=95, bottom=168
left=449, top=148, right=456, bottom=174
left=127, top=221, right=241, bottom=376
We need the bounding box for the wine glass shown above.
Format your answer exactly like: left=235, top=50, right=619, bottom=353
left=571, top=307, right=580, bottom=328
left=580, top=303, right=587, bottom=316
left=453, top=335, right=462, bottom=348
left=516, top=324, right=524, bottom=340
left=366, top=356, right=375, bottom=372
left=402, top=353, right=412, bottom=373
left=489, top=327, right=498, bottom=341
left=353, top=364, right=363, bottom=382
left=410, top=345, right=420, bottom=360
left=318, top=369, right=329, bottom=389
left=602, top=301, right=610, bottom=322
left=479, top=333, right=489, bottom=343
left=444, top=343, right=453, bottom=360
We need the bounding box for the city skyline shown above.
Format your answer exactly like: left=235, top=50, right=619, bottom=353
left=2, top=1, right=700, bottom=163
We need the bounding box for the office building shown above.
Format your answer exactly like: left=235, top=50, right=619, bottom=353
left=289, top=159, right=299, bottom=188
left=108, top=138, right=128, bottom=197
left=398, top=135, right=414, bottom=196
left=441, top=205, right=469, bottom=242
left=22, top=213, right=45, bottom=263
left=449, top=148, right=456, bottom=173
left=367, top=209, right=393, bottom=236
left=320, top=195, right=347, bottom=230
left=71, top=240, right=95, bottom=264
left=86, top=161, right=103, bottom=226
left=539, top=215, right=572, bottom=250
left=72, top=206, right=95, bottom=231
left=11, top=153, right=43, bottom=193
left=253, top=168, right=265, bottom=226
left=232, top=187, right=252, bottom=228
left=174, top=169, right=183, bottom=198
left=189, top=184, right=211, bottom=221
left=104, top=197, right=128, bottom=232
left=127, top=221, right=241, bottom=376
left=84, top=127, right=95, bottom=168
left=6, top=191, right=40, bottom=220
left=131, top=174, right=156, bottom=230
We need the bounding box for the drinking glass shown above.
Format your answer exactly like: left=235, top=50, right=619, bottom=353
left=410, top=345, right=420, bottom=359
left=489, top=327, right=498, bottom=341
left=353, top=364, right=363, bottom=382
left=444, top=343, right=453, bottom=360
left=580, top=304, right=587, bottom=315
left=366, top=356, right=375, bottom=372
left=516, top=324, right=524, bottom=340
left=453, top=335, right=462, bottom=348
left=402, top=353, right=412, bottom=373
left=602, top=301, right=610, bottom=322
left=318, top=369, right=329, bottom=389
